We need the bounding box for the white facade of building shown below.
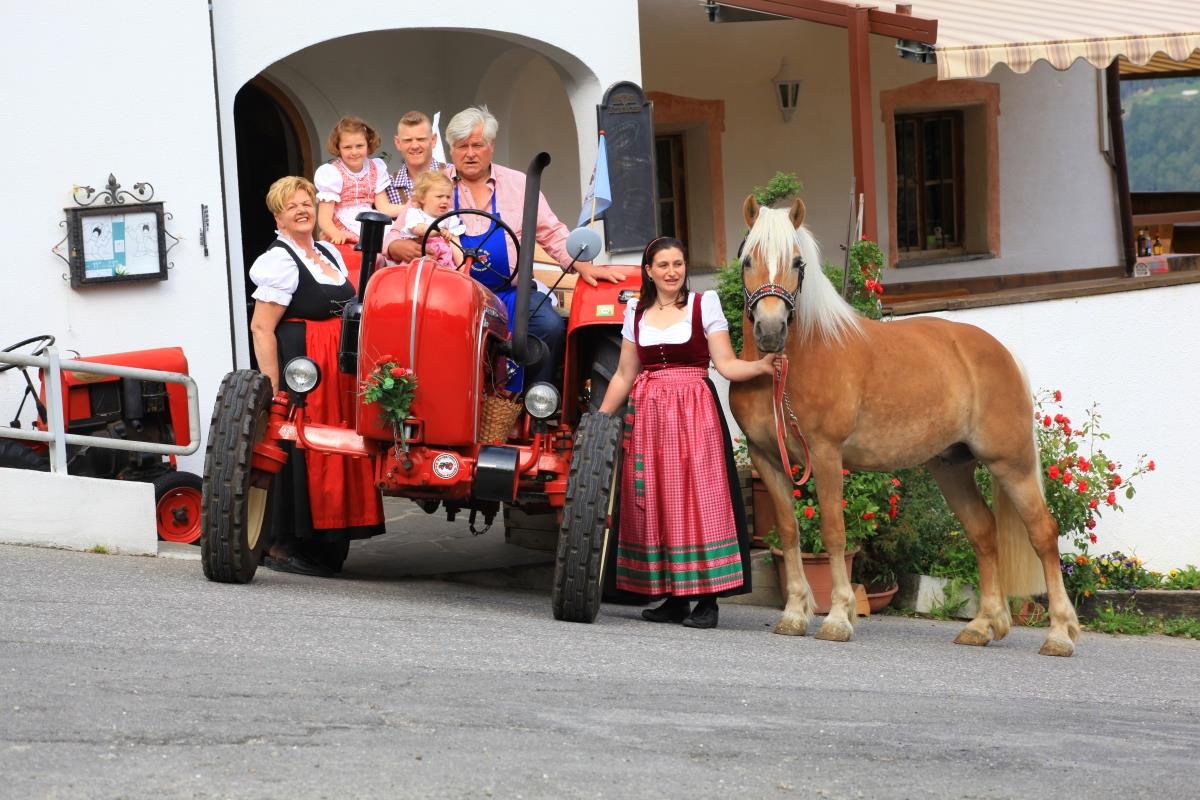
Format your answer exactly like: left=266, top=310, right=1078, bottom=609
left=2, top=0, right=1194, bottom=567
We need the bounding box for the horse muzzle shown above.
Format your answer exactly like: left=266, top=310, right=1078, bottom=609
left=753, top=315, right=789, bottom=353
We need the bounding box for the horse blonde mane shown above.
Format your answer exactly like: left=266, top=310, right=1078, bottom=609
left=745, top=206, right=862, bottom=343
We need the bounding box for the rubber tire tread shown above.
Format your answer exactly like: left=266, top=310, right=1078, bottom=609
left=586, top=332, right=624, bottom=413
left=201, top=370, right=273, bottom=583
left=0, top=440, right=50, bottom=471
left=152, top=470, right=204, bottom=545
left=552, top=411, right=622, bottom=622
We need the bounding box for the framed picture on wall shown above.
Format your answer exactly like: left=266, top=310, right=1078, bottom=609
left=65, top=202, right=168, bottom=287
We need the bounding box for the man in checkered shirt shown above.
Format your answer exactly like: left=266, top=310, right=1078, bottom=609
left=385, top=111, right=446, bottom=264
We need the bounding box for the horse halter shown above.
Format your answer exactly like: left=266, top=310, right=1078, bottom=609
left=738, top=238, right=805, bottom=322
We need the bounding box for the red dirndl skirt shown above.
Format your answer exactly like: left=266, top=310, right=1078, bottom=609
left=615, top=366, right=749, bottom=597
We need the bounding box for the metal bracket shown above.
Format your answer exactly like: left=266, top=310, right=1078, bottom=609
left=72, top=173, right=155, bottom=207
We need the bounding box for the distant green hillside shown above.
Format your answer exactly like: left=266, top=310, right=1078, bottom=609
left=1120, top=76, right=1200, bottom=192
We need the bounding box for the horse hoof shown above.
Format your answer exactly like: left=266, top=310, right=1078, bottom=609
left=814, top=620, right=853, bottom=642
left=1038, top=636, right=1075, bottom=657
left=953, top=628, right=991, bottom=647
left=772, top=616, right=808, bottom=636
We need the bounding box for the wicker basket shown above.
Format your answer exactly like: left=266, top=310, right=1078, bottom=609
left=479, top=395, right=523, bottom=443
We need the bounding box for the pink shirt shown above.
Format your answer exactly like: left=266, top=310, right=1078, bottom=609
left=383, top=162, right=572, bottom=269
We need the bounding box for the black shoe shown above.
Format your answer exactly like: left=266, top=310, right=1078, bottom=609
left=682, top=598, right=719, bottom=629
left=263, top=552, right=334, bottom=578
left=641, top=596, right=692, bottom=623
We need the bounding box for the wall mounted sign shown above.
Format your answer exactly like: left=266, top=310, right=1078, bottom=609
left=597, top=82, right=658, bottom=254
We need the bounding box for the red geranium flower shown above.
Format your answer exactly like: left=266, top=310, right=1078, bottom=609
left=1148, top=460, right=1156, bottom=471
left=1086, top=517, right=1097, bottom=530
left=1089, top=533, right=1098, bottom=543
left=1062, top=470, right=1073, bottom=485
left=1088, top=498, right=1099, bottom=509
left=1077, top=457, right=1090, bottom=472
left=803, top=506, right=815, bottom=519
left=1076, top=480, right=1089, bottom=493
left=792, top=489, right=801, bottom=498
left=1053, top=390, right=1062, bottom=402
left=1106, top=491, right=1117, bottom=506
left=891, top=477, right=901, bottom=487
left=841, top=469, right=850, bottom=476
left=1047, top=465, right=1060, bottom=480
left=1111, top=474, right=1122, bottom=487
left=1043, top=415, right=1052, bottom=428
left=862, top=511, right=875, bottom=520
left=389, top=367, right=406, bottom=378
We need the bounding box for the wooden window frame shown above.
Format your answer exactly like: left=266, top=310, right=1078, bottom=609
left=895, top=110, right=966, bottom=256
left=655, top=133, right=690, bottom=249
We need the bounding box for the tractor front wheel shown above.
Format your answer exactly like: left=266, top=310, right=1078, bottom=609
left=552, top=411, right=622, bottom=622
left=201, top=370, right=275, bottom=583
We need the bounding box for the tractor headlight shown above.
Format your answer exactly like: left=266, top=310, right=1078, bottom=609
left=283, top=357, right=321, bottom=394
left=523, top=382, right=559, bottom=420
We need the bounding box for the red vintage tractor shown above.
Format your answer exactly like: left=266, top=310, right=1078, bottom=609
left=0, top=337, right=203, bottom=543
left=200, top=153, right=636, bottom=621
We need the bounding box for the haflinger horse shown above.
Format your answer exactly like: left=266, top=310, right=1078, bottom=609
left=728, top=195, right=1081, bottom=657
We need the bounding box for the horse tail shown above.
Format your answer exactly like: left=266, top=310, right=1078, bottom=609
left=991, top=477, right=1048, bottom=597
left=990, top=354, right=1047, bottom=598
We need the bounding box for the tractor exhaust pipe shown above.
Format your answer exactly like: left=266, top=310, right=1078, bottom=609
left=338, top=210, right=392, bottom=375
left=510, top=152, right=551, bottom=366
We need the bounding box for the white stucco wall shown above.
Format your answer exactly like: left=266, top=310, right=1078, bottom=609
left=212, top=0, right=642, bottom=366
left=929, top=284, right=1199, bottom=570
left=0, top=1, right=230, bottom=475
left=639, top=1, right=1122, bottom=282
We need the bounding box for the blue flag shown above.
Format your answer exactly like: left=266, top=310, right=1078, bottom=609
left=578, top=131, right=611, bottom=227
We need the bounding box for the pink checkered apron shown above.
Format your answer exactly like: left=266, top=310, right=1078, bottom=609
left=615, top=297, right=747, bottom=597
left=332, top=159, right=378, bottom=236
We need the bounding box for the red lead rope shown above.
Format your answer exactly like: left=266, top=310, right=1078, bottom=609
left=772, top=354, right=812, bottom=487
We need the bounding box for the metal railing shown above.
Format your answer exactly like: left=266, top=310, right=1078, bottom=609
left=0, top=347, right=200, bottom=474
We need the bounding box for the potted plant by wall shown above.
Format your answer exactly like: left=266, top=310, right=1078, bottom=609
left=762, top=468, right=901, bottom=613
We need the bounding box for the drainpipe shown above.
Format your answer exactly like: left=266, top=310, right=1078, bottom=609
left=1104, top=62, right=1136, bottom=275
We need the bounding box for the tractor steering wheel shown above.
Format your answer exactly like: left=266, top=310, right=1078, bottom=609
left=0, top=335, right=56, bottom=374
left=421, top=209, right=536, bottom=367
left=421, top=208, right=519, bottom=284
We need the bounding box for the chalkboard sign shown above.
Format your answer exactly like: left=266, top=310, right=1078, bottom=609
left=597, top=82, right=658, bottom=254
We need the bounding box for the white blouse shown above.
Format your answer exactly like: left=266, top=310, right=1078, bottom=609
left=313, top=157, right=391, bottom=203
left=398, top=206, right=466, bottom=239
left=621, top=290, right=729, bottom=345
left=248, top=233, right=349, bottom=307
left=314, top=158, right=392, bottom=236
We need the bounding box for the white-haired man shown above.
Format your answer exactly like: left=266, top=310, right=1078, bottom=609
left=387, top=105, right=618, bottom=387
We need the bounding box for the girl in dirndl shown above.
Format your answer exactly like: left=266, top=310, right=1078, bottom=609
left=314, top=116, right=404, bottom=245
left=599, top=237, right=778, bottom=629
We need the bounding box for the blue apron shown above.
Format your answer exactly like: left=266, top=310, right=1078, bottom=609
left=455, top=183, right=523, bottom=391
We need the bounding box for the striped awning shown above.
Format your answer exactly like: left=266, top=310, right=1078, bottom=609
left=910, top=0, right=1200, bottom=80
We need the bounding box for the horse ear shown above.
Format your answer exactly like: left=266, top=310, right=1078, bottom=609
left=788, top=197, right=806, bottom=229
left=742, top=194, right=760, bottom=228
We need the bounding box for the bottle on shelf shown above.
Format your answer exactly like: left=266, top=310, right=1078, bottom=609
left=1136, top=228, right=1150, bottom=257
left=1152, top=235, right=1163, bottom=256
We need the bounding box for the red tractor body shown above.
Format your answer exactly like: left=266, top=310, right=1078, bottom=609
left=203, top=154, right=636, bottom=621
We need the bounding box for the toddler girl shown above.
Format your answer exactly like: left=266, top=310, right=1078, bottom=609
left=396, top=171, right=464, bottom=268
left=314, top=116, right=404, bottom=245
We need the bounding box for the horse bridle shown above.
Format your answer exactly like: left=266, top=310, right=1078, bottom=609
left=737, top=237, right=805, bottom=322
left=736, top=236, right=812, bottom=485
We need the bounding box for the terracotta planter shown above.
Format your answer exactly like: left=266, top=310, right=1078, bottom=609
left=772, top=548, right=857, bottom=614
left=865, top=584, right=899, bottom=613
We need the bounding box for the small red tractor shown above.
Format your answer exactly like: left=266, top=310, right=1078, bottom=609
left=0, top=336, right=203, bottom=543
left=200, top=153, right=636, bottom=621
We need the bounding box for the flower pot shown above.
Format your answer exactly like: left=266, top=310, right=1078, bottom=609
left=895, top=574, right=979, bottom=619
left=865, top=584, right=899, bottom=613
left=772, top=548, right=857, bottom=614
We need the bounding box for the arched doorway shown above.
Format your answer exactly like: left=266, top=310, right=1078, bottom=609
left=233, top=78, right=312, bottom=330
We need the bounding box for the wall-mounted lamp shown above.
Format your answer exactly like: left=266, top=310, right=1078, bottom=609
left=772, top=58, right=803, bottom=122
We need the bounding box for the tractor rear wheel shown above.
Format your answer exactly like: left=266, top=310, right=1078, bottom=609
left=201, top=370, right=275, bottom=583
left=153, top=471, right=204, bottom=545
left=552, top=411, right=622, bottom=622
left=0, top=440, right=50, bottom=471
left=587, top=331, right=624, bottom=413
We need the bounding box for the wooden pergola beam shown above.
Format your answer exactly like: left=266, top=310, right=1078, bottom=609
left=715, top=0, right=938, bottom=43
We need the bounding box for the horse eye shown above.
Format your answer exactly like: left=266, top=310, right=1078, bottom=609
left=741, top=256, right=751, bottom=271
left=792, top=256, right=805, bottom=270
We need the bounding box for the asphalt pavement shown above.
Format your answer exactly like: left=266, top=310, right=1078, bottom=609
left=2, top=510, right=1198, bottom=799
